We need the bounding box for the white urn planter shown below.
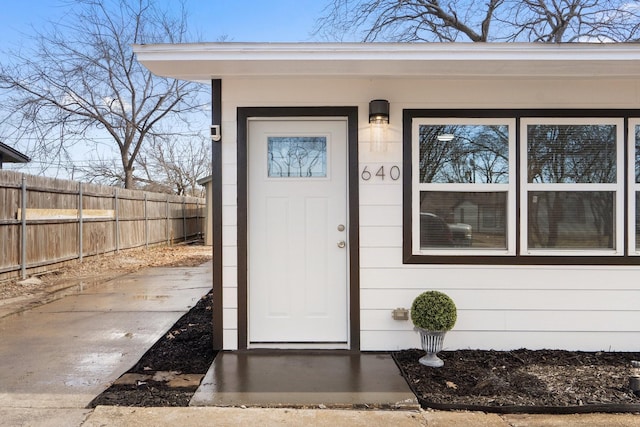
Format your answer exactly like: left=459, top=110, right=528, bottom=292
left=416, top=329, right=446, bottom=367
left=410, top=290, right=457, bottom=368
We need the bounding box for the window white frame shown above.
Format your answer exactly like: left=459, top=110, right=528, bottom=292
left=628, top=119, right=640, bottom=256
left=520, top=117, right=625, bottom=256
left=411, top=118, right=517, bottom=256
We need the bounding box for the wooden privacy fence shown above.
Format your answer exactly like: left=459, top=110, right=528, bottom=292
left=0, top=170, right=205, bottom=282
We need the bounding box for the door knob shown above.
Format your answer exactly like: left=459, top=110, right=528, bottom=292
left=337, top=241, right=346, bottom=248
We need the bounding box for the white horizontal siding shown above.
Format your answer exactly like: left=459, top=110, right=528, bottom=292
left=223, top=329, right=238, bottom=351
left=222, top=225, right=237, bottom=247
left=361, top=330, right=640, bottom=352
left=222, top=183, right=236, bottom=205
left=359, top=184, right=402, bottom=206
left=359, top=226, right=402, bottom=248
left=222, top=286, right=237, bottom=309
left=223, top=308, right=237, bottom=329
left=222, top=205, right=236, bottom=227
left=360, top=266, right=640, bottom=290
left=220, top=125, right=237, bottom=164
left=221, top=125, right=239, bottom=350
left=221, top=246, right=237, bottom=268
left=361, top=289, right=640, bottom=311
left=222, top=162, right=237, bottom=182
left=361, top=309, right=640, bottom=332
left=218, top=75, right=640, bottom=351
left=222, top=225, right=238, bottom=247
left=359, top=206, right=402, bottom=227
left=358, top=141, right=402, bottom=163
left=222, top=266, right=237, bottom=287
left=360, top=247, right=404, bottom=268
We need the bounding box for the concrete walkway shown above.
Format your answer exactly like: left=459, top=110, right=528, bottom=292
left=0, top=260, right=638, bottom=426
left=82, top=407, right=640, bottom=426
left=0, top=262, right=211, bottom=426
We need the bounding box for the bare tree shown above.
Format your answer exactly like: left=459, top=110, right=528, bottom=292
left=316, top=0, right=640, bottom=42
left=0, top=0, right=207, bottom=188
left=135, top=131, right=211, bottom=197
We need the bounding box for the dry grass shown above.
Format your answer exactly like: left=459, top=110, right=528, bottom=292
left=0, top=243, right=212, bottom=302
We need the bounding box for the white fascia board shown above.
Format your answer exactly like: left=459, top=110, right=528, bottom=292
left=133, top=42, right=640, bottom=82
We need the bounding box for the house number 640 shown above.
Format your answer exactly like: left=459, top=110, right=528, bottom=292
left=361, top=165, right=401, bottom=181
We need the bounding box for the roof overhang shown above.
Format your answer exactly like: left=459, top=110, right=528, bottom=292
left=197, top=175, right=212, bottom=185
left=0, top=142, right=30, bottom=164
left=133, top=42, right=640, bottom=82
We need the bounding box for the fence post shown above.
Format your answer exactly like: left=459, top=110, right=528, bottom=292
left=144, top=193, right=148, bottom=249
left=20, top=174, right=27, bottom=280
left=78, top=182, right=83, bottom=262
left=114, top=188, right=120, bottom=253
left=166, top=196, right=170, bottom=246
left=183, top=198, right=187, bottom=242
left=196, top=200, right=200, bottom=240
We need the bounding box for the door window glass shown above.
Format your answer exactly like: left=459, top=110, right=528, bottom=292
left=267, top=136, right=327, bottom=178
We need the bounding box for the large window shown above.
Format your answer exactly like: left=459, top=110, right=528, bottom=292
left=412, top=119, right=516, bottom=255
left=521, top=119, right=623, bottom=255
left=405, top=111, right=633, bottom=263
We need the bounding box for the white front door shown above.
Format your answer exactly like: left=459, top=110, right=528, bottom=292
left=248, top=118, right=348, bottom=348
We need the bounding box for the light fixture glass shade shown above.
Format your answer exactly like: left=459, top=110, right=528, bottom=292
left=370, top=118, right=388, bottom=152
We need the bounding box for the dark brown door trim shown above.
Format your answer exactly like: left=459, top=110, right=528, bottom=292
left=237, top=107, right=360, bottom=350
left=211, top=79, right=223, bottom=350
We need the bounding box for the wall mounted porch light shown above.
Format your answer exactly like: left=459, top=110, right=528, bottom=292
left=369, top=99, right=389, bottom=152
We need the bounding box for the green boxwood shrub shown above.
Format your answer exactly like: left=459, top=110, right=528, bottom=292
left=410, top=290, right=457, bottom=331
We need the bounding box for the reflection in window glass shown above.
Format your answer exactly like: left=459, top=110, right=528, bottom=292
left=418, top=124, right=509, bottom=184
left=267, top=136, right=327, bottom=177
left=419, top=192, right=507, bottom=249
left=528, top=192, right=614, bottom=249
left=527, top=124, right=616, bottom=184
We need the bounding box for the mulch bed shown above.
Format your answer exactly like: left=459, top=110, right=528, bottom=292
left=393, top=348, right=640, bottom=413
left=89, top=290, right=640, bottom=412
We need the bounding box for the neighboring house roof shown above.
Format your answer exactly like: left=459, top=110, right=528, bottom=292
left=197, top=175, right=212, bottom=185
left=0, top=141, right=30, bottom=167
left=133, top=42, right=640, bottom=82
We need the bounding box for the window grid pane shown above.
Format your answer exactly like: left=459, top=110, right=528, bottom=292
left=411, top=116, right=627, bottom=259
left=528, top=191, right=615, bottom=250
left=419, top=124, right=509, bottom=184
left=523, top=120, right=622, bottom=255
left=413, top=118, right=514, bottom=255
left=419, top=191, right=507, bottom=249
left=267, top=136, right=327, bottom=178
left=527, top=124, right=616, bottom=184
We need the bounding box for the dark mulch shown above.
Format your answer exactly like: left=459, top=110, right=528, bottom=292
left=393, top=348, right=640, bottom=413
left=88, top=290, right=216, bottom=407
left=89, top=291, right=640, bottom=412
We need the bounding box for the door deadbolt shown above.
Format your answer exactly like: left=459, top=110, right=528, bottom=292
left=337, top=224, right=345, bottom=232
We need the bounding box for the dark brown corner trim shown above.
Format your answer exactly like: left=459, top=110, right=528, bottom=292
left=211, top=79, right=223, bottom=350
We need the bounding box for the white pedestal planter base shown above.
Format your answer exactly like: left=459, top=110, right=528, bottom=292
left=417, top=329, right=446, bottom=368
